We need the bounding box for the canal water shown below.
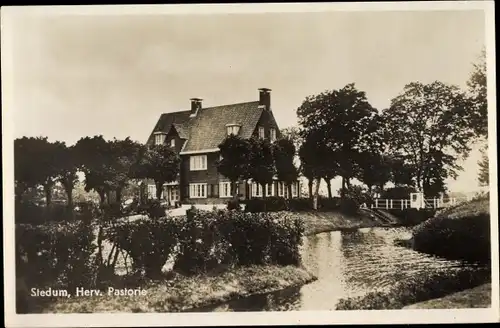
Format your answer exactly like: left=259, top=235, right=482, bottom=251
left=190, top=227, right=488, bottom=312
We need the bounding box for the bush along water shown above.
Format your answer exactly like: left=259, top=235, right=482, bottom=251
left=336, top=267, right=491, bottom=310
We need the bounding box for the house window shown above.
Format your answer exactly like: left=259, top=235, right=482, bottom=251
left=270, top=128, right=276, bottom=142
left=227, top=125, right=240, bottom=136
left=190, top=155, right=207, bottom=171
left=265, top=183, right=275, bottom=197
left=148, top=185, right=156, bottom=199
left=278, top=182, right=285, bottom=197
left=170, top=139, right=175, bottom=148
left=258, top=127, right=265, bottom=139
left=219, top=181, right=232, bottom=198
left=291, top=182, right=299, bottom=198
left=154, top=133, right=166, bottom=145
left=189, top=183, right=207, bottom=199
left=251, top=183, right=263, bottom=197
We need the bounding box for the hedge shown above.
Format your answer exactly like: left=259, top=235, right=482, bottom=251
left=241, top=196, right=343, bottom=213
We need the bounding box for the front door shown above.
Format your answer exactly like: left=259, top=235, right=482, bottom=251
left=170, top=186, right=179, bottom=206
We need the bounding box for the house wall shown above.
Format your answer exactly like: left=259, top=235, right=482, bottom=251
left=251, top=109, right=282, bottom=140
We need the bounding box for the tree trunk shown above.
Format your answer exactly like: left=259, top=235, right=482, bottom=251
left=63, top=182, right=74, bottom=209
left=312, top=178, right=320, bottom=210
left=44, top=182, right=53, bottom=206
left=308, top=179, right=313, bottom=200
left=155, top=180, right=163, bottom=200
left=98, top=190, right=106, bottom=206
left=232, top=180, right=238, bottom=200
left=326, top=179, right=333, bottom=199
left=287, top=183, right=293, bottom=200
left=341, top=177, right=346, bottom=198
left=116, top=187, right=123, bottom=205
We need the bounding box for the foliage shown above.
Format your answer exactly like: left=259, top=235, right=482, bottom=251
left=105, top=216, right=178, bottom=278
left=338, top=185, right=372, bottom=214
left=272, top=138, right=299, bottom=199
left=412, top=197, right=490, bottom=263
left=357, top=153, right=391, bottom=193
left=16, top=217, right=97, bottom=291
left=226, top=199, right=242, bottom=211
left=137, top=199, right=167, bottom=219
left=383, top=81, right=476, bottom=196
left=15, top=201, right=77, bottom=224
left=53, top=143, right=79, bottom=207
left=216, top=135, right=251, bottom=198
left=478, top=144, right=489, bottom=187
left=296, top=84, right=383, bottom=197
left=244, top=197, right=289, bottom=213
left=14, top=137, right=63, bottom=205
left=466, top=48, right=487, bottom=138
left=135, top=144, right=181, bottom=200
left=247, top=138, right=276, bottom=197
left=336, top=268, right=491, bottom=310
left=381, top=186, right=417, bottom=200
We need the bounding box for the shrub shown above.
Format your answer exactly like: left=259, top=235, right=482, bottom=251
left=16, top=218, right=97, bottom=291
left=173, top=209, right=232, bottom=274
left=336, top=268, right=491, bottom=310
left=244, top=197, right=289, bottom=213
left=105, top=216, right=178, bottom=278
left=226, top=199, right=241, bottom=211
left=15, top=201, right=76, bottom=224
left=381, top=186, right=417, bottom=200
left=385, top=208, right=435, bottom=226
left=137, top=199, right=167, bottom=219
left=412, top=214, right=490, bottom=263
left=318, top=197, right=341, bottom=211
left=288, top=197, right=312, bottom=211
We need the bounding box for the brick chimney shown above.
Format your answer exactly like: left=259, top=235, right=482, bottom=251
left=258, top=88, right=271, bottom=110
left=190, top=98, right=203, bottom=117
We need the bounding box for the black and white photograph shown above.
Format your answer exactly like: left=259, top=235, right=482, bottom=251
left=2, top=2, right=498, bottom=326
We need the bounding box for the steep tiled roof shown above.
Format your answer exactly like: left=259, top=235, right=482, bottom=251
left=146, top=111, right=191, bottom=144
left=148, top=101, right=264, bottom=153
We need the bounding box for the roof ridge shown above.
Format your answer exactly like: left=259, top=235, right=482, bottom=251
left=161, top=100, right=259, bottom=115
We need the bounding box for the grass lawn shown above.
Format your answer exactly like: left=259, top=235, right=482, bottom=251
left=38, top=265, right=316, bottom=313
left=403, top=283, right=492, bottom=309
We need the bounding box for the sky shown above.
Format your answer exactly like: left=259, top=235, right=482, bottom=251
left=5, top=7, right=488, bottom=193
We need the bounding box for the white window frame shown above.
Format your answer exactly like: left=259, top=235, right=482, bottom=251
left=219, top=181, right=232, bottom=198
left=265, top=183, right=275, bottom=197
left=190, top=155, right=207, bottom=171
left=170, top=139, right=175, bottom=148
left=270, top=128, right=277, bottom=142
left=154, top=133, right=166, bottom=146
left=227, top=125, right=240, bottom=136
left=251, top=183, right=263, bottom=197
left=277, top=182, right=285, bottom=197
left=148, top=185, right=156, bottom=199
left=258, top=127, right=265, bottom=139
left=291, top=182, right=299, bottom=198
left=189, top=183, right=207, bottom=199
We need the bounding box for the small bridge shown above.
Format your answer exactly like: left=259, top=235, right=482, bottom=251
left=368, top=192, right=479, bottom=210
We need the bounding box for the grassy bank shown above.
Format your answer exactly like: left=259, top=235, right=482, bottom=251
left=287, top=210, right=393, bottom=236
left=36, top=265, right=316, bottom=313
left=403, top=283, right=491, bottom=309
left=412, top=195, right=490, bottom=263
left=336, top=268, right=491, bottom=310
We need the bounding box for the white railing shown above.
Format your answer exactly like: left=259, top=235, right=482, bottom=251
left=370, top=196, right=474, bottom=210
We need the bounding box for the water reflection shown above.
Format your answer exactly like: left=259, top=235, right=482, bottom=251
left=191, top=227, right=487, bottom=312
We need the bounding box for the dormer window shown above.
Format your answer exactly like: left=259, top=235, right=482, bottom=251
left=226, top=124, right=241, bottom=136
left=170, top=139, right=175, bottom=148
left=154, top=133, right=166, bottom=145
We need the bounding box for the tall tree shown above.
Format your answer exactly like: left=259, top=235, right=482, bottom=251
left=296, top=83, right=380, bottom=198
left=247, top=137, right=275, bottom=200
left=14, top=137, right=61, bottom=206
left=55, top=143, right=79, bottom=208
left=478, top=144, right=489, bottom=187
left=74, top=136, right=113, bottom=205
left=272, top=138, right=299, bottom=199
left=136, top=144, right=180, bottom=200
left=216, top=135, right=251, bottom=199
left=357, top=152, right=391, bottom=194
left=467, top=48, right=487, bottom=138
left=108, top=138, right=143, bottom=204
left=298, top=134, right=322, bottom=208
left=383, top=81, right=475, bottom=196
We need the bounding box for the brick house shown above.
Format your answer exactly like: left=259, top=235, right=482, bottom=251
left=143, top=88, right=300, bottom=205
